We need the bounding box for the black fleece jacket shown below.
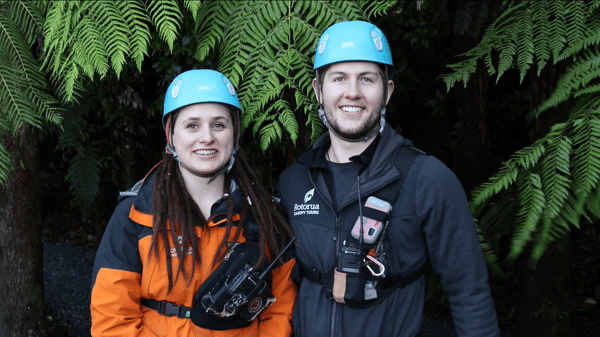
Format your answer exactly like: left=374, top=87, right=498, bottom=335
left=277, top=123, right=500, bottom=337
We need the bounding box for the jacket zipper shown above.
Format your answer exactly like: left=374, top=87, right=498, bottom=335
left=307, top=170, right=340, bottom=337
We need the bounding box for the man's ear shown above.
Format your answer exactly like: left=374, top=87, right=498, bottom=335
left=312, top=77, right=321, bottom=104
left=385, top=80, right=395, bottom=105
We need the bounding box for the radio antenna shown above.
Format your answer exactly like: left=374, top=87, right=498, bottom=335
left=258, top=236, right=297, bottom=281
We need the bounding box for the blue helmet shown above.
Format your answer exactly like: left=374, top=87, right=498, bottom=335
left=313, top=21, right=394, bottom=78
left=162, top=69, right=241, bottom=129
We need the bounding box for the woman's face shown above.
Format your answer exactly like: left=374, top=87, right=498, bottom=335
left=170, top=103, right=235, bottom=176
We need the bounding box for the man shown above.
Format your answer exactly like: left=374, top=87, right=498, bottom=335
left=276, top=21, right=500, bottom=337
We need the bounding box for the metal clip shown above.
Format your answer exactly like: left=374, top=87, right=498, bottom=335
left=365, top=255, right=385, bottom=276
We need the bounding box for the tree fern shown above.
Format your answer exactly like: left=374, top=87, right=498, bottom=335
left=441, top=0, right=600, bottom=89
left=42, top=0, right=182, bottom=101
left=532, top=45, right=600, bottom=119
left=0, top=1, right=61, bottom=186
left=470, top=99, right=600, bottom=266
left=441, top=0, right=600, bottom=266
left=191, top=0, right=396, bottom=150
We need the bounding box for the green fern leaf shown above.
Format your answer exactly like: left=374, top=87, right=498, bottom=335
left=65, top=151, right=101, bottom=219
left=146, top=0, right=182, bottom=52
left=115, top=1, right=151, bottom=72
left=358, top=0, right=398, bottom=19
left=507, top=171, right=545, bottom=261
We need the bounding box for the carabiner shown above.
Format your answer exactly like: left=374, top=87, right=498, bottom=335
left=365, top=255, right=385, bottom=276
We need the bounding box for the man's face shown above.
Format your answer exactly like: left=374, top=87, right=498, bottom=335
left=313, top=61, right=394, bottom=140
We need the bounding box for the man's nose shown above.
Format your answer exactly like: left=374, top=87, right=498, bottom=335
left=344, top=80, right=361, bottom=99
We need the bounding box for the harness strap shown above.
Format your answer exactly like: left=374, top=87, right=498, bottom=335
left=300, top=262, right=424, bottom=288
left=299, top=145, right=426, bottom=290
left=141, top=298, right=193, bottom=319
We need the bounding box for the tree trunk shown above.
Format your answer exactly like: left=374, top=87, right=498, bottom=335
left=0, top=123, right=45, bottom=336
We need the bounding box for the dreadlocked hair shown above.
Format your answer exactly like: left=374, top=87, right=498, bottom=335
left=149, top=152, right=206, bottom=293
left=149, top=108, right=293, bottom=293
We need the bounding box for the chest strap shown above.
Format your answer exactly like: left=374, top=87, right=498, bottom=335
left=299, top=262, right=424, bottom=288
left=141, top=298, right=192, bottom=318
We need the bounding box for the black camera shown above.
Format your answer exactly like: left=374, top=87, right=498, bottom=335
left=338, top=240, right=364, bottom=274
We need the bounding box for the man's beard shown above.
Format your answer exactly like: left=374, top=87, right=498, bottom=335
left=324, top=104, right=382, bottom=140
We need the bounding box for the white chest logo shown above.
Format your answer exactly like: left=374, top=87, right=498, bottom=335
left=294, top=188, right=320, bottom=216
left=304, top=188, right=315, bottom=203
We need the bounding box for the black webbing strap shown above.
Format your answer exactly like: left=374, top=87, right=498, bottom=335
left=141, top=298, right=193, bottom=319
left=299, top=145, right=425, bottom=287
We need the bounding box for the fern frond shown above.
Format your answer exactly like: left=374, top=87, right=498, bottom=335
left=115, top=1, right=151, bottom=72
left=442, top=1, right=600, bottom=91
left=531, top=1, right=550, bottom=74
left=357, top=0, right=398, bottom=19
left=65, top=151, right=101, bottom=219
left=470, top=140, right=546, bottom=212
left=184, top=0, right=202, bottom=21
left=0, top=143, right=14, bottom=186
left=532, top=45, right=600, bottom=118
left=572, top=101, right=600, bottom=214
left=540, top=131, right=572, bottom=223
left=194, top=0, right=230, bottom=61
left=506, top=171, right=545, bottom=261
left=515, top=8, right=534, bottom=83
left=0, top=60, right=43, bottom=132
left=146, top=0, right=182, bottom=52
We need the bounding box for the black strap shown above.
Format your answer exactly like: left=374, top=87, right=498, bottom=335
left=141, top=298, right=193, bottom=319
left=299, top=145, right=426, bottom=287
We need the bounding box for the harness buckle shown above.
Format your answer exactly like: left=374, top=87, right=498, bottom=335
left=307, top=267, right=322, bottom=284
left=157, top=301, right=190, bottom=318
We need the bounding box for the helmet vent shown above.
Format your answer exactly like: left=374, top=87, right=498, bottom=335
left=371, top=30, right=383, bottom=51
left=318, top=34, right=329, bottom=55
left=227, top=83, right=236, bottom=95
left=171, top=79, right=182, bottom=98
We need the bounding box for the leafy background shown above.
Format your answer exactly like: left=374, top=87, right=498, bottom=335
left=1, top=1, right=599, bottom=336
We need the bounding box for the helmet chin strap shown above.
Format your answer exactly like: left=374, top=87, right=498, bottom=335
left=166, top=143, right=238, bottom=184
left=318, top=107, right=386, bottom=143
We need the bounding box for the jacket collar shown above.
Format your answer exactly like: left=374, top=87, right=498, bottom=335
left=298, top=122, right=411, bottom=180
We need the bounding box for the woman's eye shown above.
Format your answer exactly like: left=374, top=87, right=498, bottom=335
left=213, top=123, right=226, bottom=129
left=187, top=123, right=198, bottom=129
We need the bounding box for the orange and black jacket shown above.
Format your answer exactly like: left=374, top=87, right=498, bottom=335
left=90, top=167, right=297, bottom=336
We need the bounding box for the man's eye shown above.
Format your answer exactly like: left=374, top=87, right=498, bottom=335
left=333, top=77, right=345, bottom=82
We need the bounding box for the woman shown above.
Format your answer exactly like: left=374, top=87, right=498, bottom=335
left=91, top=70, right=297, bottom=336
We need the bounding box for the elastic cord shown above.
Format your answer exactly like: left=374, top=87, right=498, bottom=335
left=357, top=175, right=364, bottom=246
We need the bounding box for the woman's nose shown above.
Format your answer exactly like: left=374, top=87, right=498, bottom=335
left=197, top=125, right=215, bottom=143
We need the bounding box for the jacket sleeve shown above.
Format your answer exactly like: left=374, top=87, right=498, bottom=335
left=90, top=199, right=158, bottom=337
left=415, top=157, right=501, bottom=337
left=257, top=256, right=297, bottom=337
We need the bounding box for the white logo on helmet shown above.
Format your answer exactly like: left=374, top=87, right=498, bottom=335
left=341, top=42, right=354, bottom=48
left=371, top=30, right=383, bottom=51
left=318, top=34, right=329, bottom=55
left=171, top=79, right=182, bottom=98
left=304, top=188, right=315, bottom=203
left=198, top=86, right=210, bottom=90
left=223, top=77, right=237, bottom=95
